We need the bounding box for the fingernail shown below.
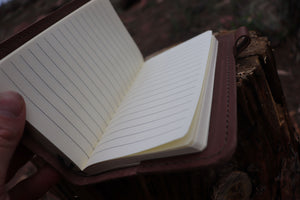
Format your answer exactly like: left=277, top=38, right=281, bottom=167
left=0, top=91, right=24, bottom=118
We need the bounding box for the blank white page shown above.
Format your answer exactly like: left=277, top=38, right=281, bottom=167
left=0, top=0, right=143, bottom=169
left=87, top=31, right=213, bottom=165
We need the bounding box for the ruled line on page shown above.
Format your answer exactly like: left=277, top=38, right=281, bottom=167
left=97, top=94, right=194, bottom=151
left=127, top=63, right=199, bottom=95
left=12, top=59, right=96, bottom=146
left=121, top=73, right=199, bottom=104
left=94, top=126, right=181, bottom=155
left=126, top=75, right=198, bottom=101
left=62, top=23, right=123, bottom=104
left=99, top=118, right=184, bottom=147
left=142, top=53, right=202, bottom=77
left=70, top=18, right=128, bottom=93
left=68, top=19, right=127, bottom=99
left=102, top=108, right=188, bottom=141
left=0, top=68, right=91, bottom=158
left=1, top=65, right=91, bottom=157
left=44, top=31, right=113, bottom=115
left=85, top=10, right=137, bottom=78
left=117, top=86, right=196, bottom=114
left=112, top=94, right=194, bottom=121
left=78, top=14, right=132, bottom=87
left=55, top=28, right=117, bottom=113
left=125, top=48, right=206, bottom=95
left=126, top=63, right=200, bottom=91
left=141, top=44, right=204, bottom=70
left=109, top=100, right=191, bottom=127
left=0, top=0, right=146, bottom=168
left=88, top=30, right=213, bottom=163
left=137, top=63, right=200, bottom=84
left=22, top=51, right=101, bottom=137
left=94, top=0, right=143, bottom=73
left=46, top=34, right=110, bottom=126
left=30, top=44, right=102, bottom=138
left=118, top=80, right=198, bottom=113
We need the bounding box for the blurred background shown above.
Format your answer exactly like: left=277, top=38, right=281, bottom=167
left=0, top=0, right=299, bottom=126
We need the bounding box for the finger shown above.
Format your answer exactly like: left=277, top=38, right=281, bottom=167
left=5, top=145, right=34, bottom=183
left=9, top=166, right=61, bottom=200
left=0, top=91, right=26, bottom=185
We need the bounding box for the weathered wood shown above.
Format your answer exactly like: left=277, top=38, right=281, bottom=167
left=45, top=32, right=300, bottom=200
left=234, top=31, right=299, bottom=200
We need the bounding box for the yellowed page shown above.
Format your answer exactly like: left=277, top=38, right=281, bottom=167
left=132, top=36, right=218, bottom=156
left=0, top=0, right=143, bottom=169
left=87, top=31, right=214, bottom=166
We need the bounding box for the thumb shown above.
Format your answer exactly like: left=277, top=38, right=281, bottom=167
left=0, top=91, right=26, bottom=189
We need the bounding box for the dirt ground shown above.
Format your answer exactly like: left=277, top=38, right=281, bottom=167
left=1, top=0, right=299, bottom=127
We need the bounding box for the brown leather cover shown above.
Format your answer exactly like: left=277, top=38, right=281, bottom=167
left=0, top=0, right=249, bottom=185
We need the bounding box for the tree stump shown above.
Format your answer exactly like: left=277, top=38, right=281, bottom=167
left=233, top=31, right=300, bottom=200
left=47, top=31, right=300, bottom=200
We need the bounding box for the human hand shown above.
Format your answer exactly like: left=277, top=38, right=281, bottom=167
left=0, top=91, right=60, bottom=200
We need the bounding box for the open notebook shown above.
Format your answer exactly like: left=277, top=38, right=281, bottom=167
left=0, top=0, right=249, bottom=184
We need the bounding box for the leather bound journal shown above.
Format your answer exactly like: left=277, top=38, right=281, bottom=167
left=0, top=0, right=250, bottom=185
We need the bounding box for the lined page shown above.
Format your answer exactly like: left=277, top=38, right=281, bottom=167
left=87, top=31, right=213, bottom=165
left=0, top=0, right=143, bottom=169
